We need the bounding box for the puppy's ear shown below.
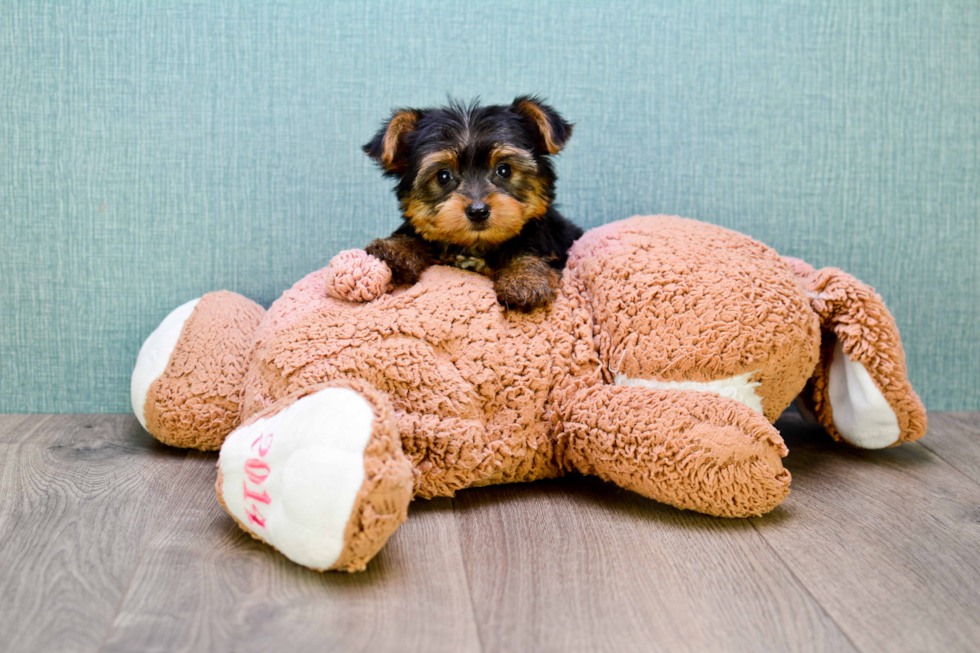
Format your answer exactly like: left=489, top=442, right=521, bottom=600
left=363, top=109, right=422, bottom=174
left=511, top=96, right=573, bottom=155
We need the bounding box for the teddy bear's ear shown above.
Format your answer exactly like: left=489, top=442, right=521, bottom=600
left=363, top=108, right=422, bottom=175
left=511, top=96, right=573, bottom=155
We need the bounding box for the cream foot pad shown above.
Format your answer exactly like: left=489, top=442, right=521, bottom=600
left=217, top=387, right=375, bottom=569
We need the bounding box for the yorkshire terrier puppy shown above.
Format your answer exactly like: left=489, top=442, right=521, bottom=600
left=363, top=96, right=582, bottom=311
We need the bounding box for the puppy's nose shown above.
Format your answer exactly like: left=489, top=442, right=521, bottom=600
left=465, top=201, right=490, bottom=222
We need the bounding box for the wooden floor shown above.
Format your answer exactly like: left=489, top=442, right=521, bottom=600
left=0, top=412, right=978, bottom=653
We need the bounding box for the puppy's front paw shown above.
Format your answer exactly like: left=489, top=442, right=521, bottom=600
left=493, top=256, right=560, bottom=312
left=364, top=236, right=434, bottom=286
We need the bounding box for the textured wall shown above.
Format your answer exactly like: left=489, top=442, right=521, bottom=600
left=1, top=1, right=978, bottom=413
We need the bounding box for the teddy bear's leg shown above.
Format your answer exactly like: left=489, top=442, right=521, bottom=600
left=131, top=291, right=265, bottom=450
left=216, top=380, right=414, bottom=572
left=783, top=258, right=927, bottom=448
left=561, top=385, right=791, bottom=517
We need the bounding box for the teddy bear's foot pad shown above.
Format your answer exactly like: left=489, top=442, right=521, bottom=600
left=217, top=387, right=376, bottom=569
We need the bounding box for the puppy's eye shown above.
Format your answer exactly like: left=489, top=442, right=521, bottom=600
left=495, top=163, right=512, bottom=179
left=436, top=169, right=453, bottom=186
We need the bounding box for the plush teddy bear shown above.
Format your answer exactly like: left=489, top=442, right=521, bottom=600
left=131, top=215, right=926, bottom=572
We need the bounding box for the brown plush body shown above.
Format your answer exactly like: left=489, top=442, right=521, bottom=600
left=134, top=215, right=926, bottom=572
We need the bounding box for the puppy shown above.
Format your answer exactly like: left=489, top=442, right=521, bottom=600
left=363, top=96, right=583, bottom=311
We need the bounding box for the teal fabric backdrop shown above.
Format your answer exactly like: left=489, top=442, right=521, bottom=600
left=1, top=1, right=978, bottom=413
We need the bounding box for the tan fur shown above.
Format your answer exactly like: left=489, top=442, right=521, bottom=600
left=483, top=192, right=534, bottom=242
left=489, top=145, right=537, bottom=171
left=405, top=193, right=474, bottom=245
left=515, top=100, right=565, bottom=154
left=489, top=146, right=548, bottom=220
left=402, top=146, right=547, bottom=249
left=405, top=191, right=534, bottom=249
left=380, top=110, right=419, bottom=171
left=518, top=177, right=550, bottom=222
left=412, top=151, right=459, bottom=189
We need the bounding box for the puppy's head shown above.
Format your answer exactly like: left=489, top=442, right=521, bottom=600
left=364, top=96, right=572, bottom=250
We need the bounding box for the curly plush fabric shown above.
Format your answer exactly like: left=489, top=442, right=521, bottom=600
left=784, top=257, right=927, bottom=446
left=560, top=385, right=791, bottom=517
left=567, top=216, right=821, bottom=422
left=244, top=263, right=585, bottom=494
left=324, top=249, right=392, bottom=303
left=144, top=291, right=264, bottom=450
left=215, top=379, right=413, bottom=571
left=137, top=215, right=927, bottom=571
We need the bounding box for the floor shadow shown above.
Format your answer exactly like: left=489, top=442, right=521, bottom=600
left=127, top=415, right=198, bottom=460
left=210, top=495, right=464, bottom=588
left=212, top=509, right=398, bottom=587
left=776, top=409, right=936, bottom=484
left=454, top=474, right=768, bottom=534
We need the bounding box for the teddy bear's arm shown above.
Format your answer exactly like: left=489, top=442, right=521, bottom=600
left=784, top=258, right=927, bottom=449
left=323, top=237, right=435, bottom=304
left=560, top=385, right=791, bottom=517
left=324, top=249, right=394, bottom=302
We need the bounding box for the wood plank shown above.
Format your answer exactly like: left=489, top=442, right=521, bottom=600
left=919, top=412, right=980, bottom=485
left=0, top=414, right=63, bottom=444
left=4, top=412, right=979, bottom=652
left=750, top=412, right=980, bottom=653
left=454, top=476, right=856, bottom=653
left=0, top=415, right=189, bottom=653
left=102, top=450, right=482, bottom=653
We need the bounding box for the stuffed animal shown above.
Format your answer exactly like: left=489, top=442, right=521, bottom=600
left=131, top=216, right=926, bottom=572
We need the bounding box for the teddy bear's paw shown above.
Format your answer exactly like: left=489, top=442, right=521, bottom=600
left=324, top=249, right=392, bottom=302
left=131, top=297, right=201, bottom=429
left=216, top=385, right=412, bottom=571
